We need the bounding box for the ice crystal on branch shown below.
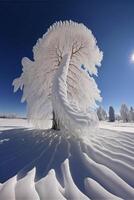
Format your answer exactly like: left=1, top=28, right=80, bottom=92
left=13, top=21, right=103, bottom=132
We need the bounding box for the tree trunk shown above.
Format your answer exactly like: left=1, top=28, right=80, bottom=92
left=52, top=111, right=60, bottom=130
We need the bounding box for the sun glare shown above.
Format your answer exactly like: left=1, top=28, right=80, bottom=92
left=130, top=53, right=134, bottom=63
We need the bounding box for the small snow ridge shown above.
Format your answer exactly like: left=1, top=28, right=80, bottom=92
left=0, top=138, right=10, bottom=144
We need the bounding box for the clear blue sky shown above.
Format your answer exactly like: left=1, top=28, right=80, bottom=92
left=0, top=0, right=134, bottom=116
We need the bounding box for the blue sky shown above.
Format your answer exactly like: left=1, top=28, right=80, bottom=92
left=0, top=0, right=134, bottom=116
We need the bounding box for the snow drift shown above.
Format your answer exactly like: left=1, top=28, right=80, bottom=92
left=0, top=126, right=134, bottom=200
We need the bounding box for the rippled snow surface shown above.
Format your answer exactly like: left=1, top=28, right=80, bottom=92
left=0, top=119, right=134, bottom=200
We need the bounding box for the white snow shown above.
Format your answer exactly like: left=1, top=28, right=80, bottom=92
left=99, top=121, right=134, bottom=133
left=0, top=118, right=31, bottom=131
left=0, top=138, right=10, bottom=144
left=15, top=168, right=39, bottom=200
left=0, top=119, right=134, bottom=199
left=85, top=178, right=122, bottom=200
left=35, top=169, right=65, bottom=200
left=0, top=176, right=17, bottom=200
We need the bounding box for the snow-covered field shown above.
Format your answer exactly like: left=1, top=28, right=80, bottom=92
left=0, top=118, right=134, bottom=199
left=99, top=121, right=134, bottom=133
left=1, top=118, right=134, bottom=133
left=0, top=118, right=31, bottom=131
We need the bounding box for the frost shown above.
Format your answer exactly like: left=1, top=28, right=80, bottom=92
left=13, top=20, right=103, bottom=133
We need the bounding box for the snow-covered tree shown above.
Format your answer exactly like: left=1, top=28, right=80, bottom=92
left=109, top=106, right=115, bottom=122
left=128, top=106, right=134, bottom=122
left=97, top=106, right=107, bottom=121
left=120, top=104, right=129, bottom=122
left=13, top=21, right=103, bottom=134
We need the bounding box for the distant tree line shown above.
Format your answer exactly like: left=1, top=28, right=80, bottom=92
left=0, top=113, right=17, bottom=119
left=0, top=113, right=26, bottom=119
left=97, top=104, right=134, bottom=122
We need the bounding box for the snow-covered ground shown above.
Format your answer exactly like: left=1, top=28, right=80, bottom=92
left=99, top=121, right=134, bottom=133
left=0, top=118, right=31, bottom=131
left=1, top=118, right=134, bottom=133
left=0, top=118, right=134, bottom=199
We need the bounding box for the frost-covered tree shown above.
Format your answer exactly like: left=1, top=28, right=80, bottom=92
left=128, top=106, right=134, bottom=122
left=13, top=21, right=103, bottom=135
left=97, top=106, right=107, bottom=121
left=109, top=106, right=115, bottom=122
left=120, top=104, right=129, bottom=122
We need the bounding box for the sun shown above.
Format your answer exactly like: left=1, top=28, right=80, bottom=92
left=130, top=53, right=134, bottom=62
